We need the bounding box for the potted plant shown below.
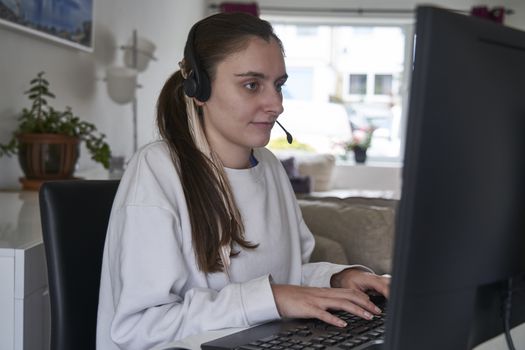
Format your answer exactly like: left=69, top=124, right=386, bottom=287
left=0, top=71, right=111, bottom=189
left=345, top=125, right=376, bottom=163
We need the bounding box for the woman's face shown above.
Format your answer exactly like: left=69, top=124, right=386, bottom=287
left=199, top=36, right=287, bottom=168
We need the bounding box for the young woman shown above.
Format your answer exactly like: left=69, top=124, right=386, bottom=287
left=97, top=12, right=390, bottom=350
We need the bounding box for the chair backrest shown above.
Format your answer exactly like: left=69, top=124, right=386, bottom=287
left=39, top=180, right=119, bottom=350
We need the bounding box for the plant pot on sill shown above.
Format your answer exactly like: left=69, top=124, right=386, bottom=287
left=17, top=133, right=80, bottom=190
left=353, top=147, right=368, bottom=164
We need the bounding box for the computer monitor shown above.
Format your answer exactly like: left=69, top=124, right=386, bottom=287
left=385, top=6, right=525, bottom=350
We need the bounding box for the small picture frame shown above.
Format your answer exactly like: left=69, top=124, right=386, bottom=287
left=0, top=0, right=95, bottom=52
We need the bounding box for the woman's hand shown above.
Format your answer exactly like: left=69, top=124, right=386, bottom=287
left=330, top=268, right=390, bottom=298
left=270, top=283, right=383, bottom=328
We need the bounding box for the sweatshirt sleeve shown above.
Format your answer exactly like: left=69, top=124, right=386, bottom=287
left=106, top=205, right=280, bottom=349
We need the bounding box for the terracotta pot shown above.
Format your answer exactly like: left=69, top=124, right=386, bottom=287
left=17, top=133, right=80, bottom=180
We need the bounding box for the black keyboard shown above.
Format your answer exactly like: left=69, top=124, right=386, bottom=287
left=201, top=297, right=387, bottom=350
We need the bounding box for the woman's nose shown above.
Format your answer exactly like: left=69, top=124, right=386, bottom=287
left=264, top=88, right=284, bottom=116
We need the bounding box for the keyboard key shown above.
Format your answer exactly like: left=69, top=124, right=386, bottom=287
left=297, top=330, right=312, bottom=337
left=310, top=337, right=326, bottom=344
left=260, top=336, right=279, bottom=343
left=350, top=326, right=370, bottom=334
left=339, top=341, right=359, bottom=349
left=356, top=336, right=370, bottom=342
left=322, top=339, right=338, bottom=346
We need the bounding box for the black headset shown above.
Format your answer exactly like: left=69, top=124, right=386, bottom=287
left=183, top=23, right=211, bottom=102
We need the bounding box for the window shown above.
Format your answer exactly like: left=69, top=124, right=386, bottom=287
left=349, top=74, right=367, bottom=95
left=266, top=17, right=414, bottom=162
left=374, top=74, right=393, bottom=95
left=285, top=67, right=314, bottom=100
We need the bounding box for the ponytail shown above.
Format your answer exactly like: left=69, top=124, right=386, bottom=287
left=156, top=70, right=256, bottom=273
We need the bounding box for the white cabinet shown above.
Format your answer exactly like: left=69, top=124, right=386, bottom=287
left=0, top=192, right=50, bottom=350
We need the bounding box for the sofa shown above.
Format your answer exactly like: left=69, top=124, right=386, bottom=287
left=299, top=195, right=397, bottom=275
left=277, top=151, right=398, bottom=274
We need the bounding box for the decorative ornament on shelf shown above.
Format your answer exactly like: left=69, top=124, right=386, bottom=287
left=105, top=30, right=157, bottom=154
left=0, top=72, right=111, bottom=190
left=470, top=6, right=511, bottom=24
left=345, top=125, right=376, bottom=164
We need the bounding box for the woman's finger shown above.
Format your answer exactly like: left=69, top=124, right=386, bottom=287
left=321, top=296, right=378, bottom=320
left=318, top=287, right=382, bottom=316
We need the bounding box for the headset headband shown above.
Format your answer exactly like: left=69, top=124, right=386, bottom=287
left=183, top=23, right=211, bottom=102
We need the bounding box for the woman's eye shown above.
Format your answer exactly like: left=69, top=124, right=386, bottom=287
left=275, top=79, right=287, bottom=93
left=244, top=82, right=259, bottom=91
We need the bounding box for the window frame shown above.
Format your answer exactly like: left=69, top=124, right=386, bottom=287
left=263, top=14, right=415, bottom=164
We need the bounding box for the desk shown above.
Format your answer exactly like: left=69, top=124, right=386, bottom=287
left=154, top=322, right=525, bottom=350
left=0, top=191, right=50, bottom=350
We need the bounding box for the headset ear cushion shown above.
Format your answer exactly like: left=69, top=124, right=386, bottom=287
left=183, top=70, right=211, bottom=102
left=183, top=71, right=198, bottom=98
left=196, top=71, right=211, bottom=102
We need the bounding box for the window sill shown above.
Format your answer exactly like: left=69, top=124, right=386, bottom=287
left=331, top=162, right=402, bottom=198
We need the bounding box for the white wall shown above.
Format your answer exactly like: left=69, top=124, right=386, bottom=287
left=0, top=0, right=205, bottom=189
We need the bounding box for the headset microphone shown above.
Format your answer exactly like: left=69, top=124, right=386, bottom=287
left=275, top=120, right=293, bottom=144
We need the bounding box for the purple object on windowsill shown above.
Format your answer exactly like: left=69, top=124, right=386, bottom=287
left=279, top=156, right=311, bottom=193
left=289, top=176, right=312, bottom=194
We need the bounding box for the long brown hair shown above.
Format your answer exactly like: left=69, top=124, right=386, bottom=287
left=156, top=12, right=283, bottom=273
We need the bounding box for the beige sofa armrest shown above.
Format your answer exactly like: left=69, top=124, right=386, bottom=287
left=298, top=197, right=397, bottom=275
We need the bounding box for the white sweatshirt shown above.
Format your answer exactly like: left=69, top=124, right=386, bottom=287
left=96, top=141, right=352, bottom=350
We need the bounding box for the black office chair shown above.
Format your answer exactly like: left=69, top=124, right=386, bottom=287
left=39, top=180, right=119, bottom=350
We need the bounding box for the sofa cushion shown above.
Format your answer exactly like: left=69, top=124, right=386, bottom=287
left=298, top=197, right=396, bottom=275
left=310, top=235, right=348, bottom=265
left=296, top=154, right=336, bottom=192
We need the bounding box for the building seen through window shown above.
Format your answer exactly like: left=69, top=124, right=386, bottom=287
left=267, top=19, right=413, bottom=162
